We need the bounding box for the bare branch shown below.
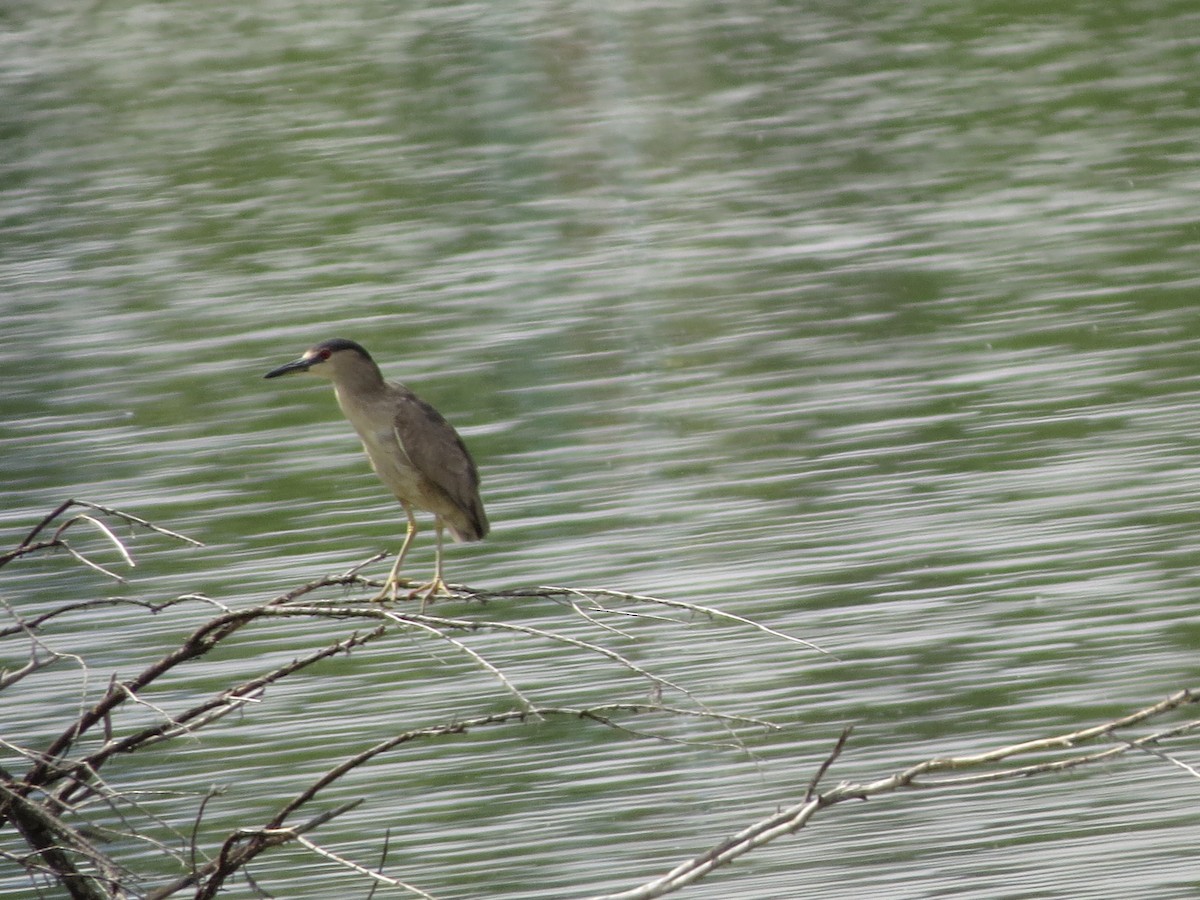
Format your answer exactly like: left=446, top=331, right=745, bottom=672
left=1125, top=737, right=1200, bottom=779
left=292, top=834, right=439, bottom=899
left=5, top=499, right=202, bottom=572
left=590, top=690, right=1200, bottom=900
left=537, top=585, right=835, bottom=657
left=59, top=541, right=129, bottom=583
left=15, top=499, right=78, bottom=548
left=54, top=626, right=390, bottom=809
left=150, top=801, right=364, bottom=900
left=0, top=595, right=217, bottom=641
left=0, top=775, right=130, bottom=900
left=8, top=502, right=1199, bottom=900
left=388, top=612, right=541, bottom=714
left=0, top=596, right=87, bottom=690
left=54, top=515, right=137, bottom=569
left=803, top=724, right=853, bottom=803
left=56, top=500, right=204, bottom=547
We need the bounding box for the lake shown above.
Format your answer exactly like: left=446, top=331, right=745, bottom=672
left=3, top=2, right=1200, bottom=897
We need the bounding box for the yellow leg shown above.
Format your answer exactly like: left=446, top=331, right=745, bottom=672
left=374, top=503, right=418, bottom=602
left=413, top=517, right=450, bottom=613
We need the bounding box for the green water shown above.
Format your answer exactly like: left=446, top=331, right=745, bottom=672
left=4, top=2, right=1200, bottom=897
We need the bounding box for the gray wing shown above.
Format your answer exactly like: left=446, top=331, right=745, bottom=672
left=390, top=386, right=489, bottom=540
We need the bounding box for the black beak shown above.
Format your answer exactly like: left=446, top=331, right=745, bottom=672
left=264, top=356, right=314, bottom=379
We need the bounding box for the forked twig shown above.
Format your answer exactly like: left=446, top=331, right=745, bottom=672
left=54, top=515, right=136, bottom=568
left=11, top=502, right=1196, bottom=900
left=538, top=585, right=835, bottom=658
left=1, top=499, right=201, bottom=575
left=589, top=689, right=1200, bottom=900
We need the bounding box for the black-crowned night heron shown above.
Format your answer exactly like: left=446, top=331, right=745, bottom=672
left=264, top=338, right=488, bottom=604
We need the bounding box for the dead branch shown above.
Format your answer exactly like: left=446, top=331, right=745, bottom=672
left=6, top=502, right=1197, bottom=900
left=2, top=502, right=810, bottom=898
left=0, top=498, right=202, bottom=573
left=589, top=689, right=1200, bottom=900
left=291, top=834, right=436, bottom=899
left=0, top=773, right=129, bottom=900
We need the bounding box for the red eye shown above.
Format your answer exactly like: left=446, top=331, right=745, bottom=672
left=318, top=348, right=332, bottom=361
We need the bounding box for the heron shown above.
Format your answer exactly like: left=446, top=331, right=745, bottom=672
left=265, top=338, right=488, bottom=605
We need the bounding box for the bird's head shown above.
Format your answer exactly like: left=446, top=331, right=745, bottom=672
left=264, top=338, right=376, bottom=381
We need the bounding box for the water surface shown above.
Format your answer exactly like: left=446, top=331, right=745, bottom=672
left=4, top=2, right=1200, bottom=897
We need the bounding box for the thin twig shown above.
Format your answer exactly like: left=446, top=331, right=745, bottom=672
left=538, top=585, right=835, bottom=658
left=63, top=500, right=204, bottom=547
left=293, top=834, right=439, bottom=899
left=388, top=612, right=541, bottom=714
left=804, top=725, right=852, bottom=804
left=58, top=542, right=128, bottom=583
left=590, top=689, right=1200, bottom=900
left=54, top=515, right=137, bottom=569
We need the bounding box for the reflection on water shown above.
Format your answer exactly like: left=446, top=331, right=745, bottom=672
left=4, top=1, right=1200, bottom=897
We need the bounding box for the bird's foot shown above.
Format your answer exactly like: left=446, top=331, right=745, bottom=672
left=369, top=576, right=416, bottom=604
left=406, top=577, right=452, bottom=613
left=370, top=575, right=453, bottom=612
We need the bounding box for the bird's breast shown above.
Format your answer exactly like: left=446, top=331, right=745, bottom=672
left=358, top=424, right=430, bottom=499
